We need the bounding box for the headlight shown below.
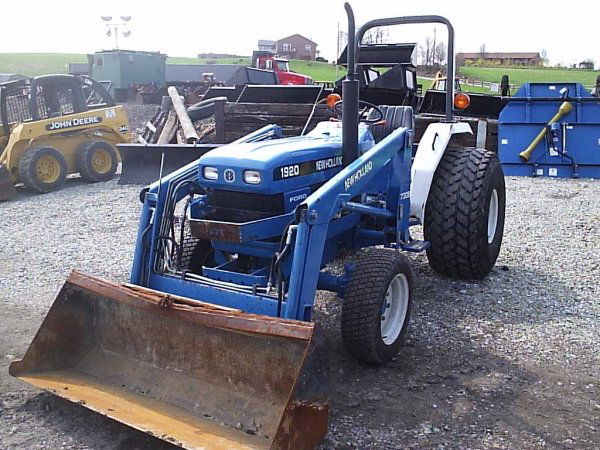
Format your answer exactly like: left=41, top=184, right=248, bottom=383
left=203, top=166, right=218, bottom=180
left=243, top=170, right=261, bottom=184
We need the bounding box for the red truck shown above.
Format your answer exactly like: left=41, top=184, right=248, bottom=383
left=251, top=51, right=313, bottom=85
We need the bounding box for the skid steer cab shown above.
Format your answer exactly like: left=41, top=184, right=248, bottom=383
left=0, top=74, right=131, bottom=200
left=11, top=4, right=506, bottom=449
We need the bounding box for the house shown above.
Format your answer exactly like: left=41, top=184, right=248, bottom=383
left=257, top=40, right=276, bottom=52
left=276, top=34, right=318, bottom=60
left=579, top=60, right=595, bottom=70
left=457, top=52, right=542, bottom=66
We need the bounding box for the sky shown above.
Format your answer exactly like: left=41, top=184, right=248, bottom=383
left=1, top=0, right=598, bottom=67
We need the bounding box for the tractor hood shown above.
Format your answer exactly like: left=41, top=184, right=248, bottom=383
left=198, top=122, right=374, bottom=195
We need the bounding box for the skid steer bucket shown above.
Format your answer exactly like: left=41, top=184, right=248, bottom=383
left=118, top=144, right=220, bottom=185
left=10, top=271, right=328, bottom=449
left=0, top=164, right=17, bottom=201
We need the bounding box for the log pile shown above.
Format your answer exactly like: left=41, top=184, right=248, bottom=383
left=138, top=96, right=337, bottom=146
left=138, top=88, right=216, bottom=145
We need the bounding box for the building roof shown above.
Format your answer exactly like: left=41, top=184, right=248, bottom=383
left=457, top=52, right=540, bottom=59
left=95, top=49, right=167, bottom=58
left=258, top=40, right=276, bottom=46
left=276, top=34, right=318, bottom=46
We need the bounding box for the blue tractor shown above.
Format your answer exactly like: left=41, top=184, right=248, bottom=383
left=11, top=4, right=506, bottom=449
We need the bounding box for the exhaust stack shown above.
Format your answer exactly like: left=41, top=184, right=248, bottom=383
left=341, top=2, right=360, bottom=167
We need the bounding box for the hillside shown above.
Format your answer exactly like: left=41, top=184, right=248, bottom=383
left=0, top=53, right=87, bottom=77
left=459, top=66, right=600, bottom=89
left=0, top=52, right=341, bottom=82
left=4, top=53, right=598, bottom=95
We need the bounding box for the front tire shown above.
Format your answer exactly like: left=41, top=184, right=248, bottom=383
left=178, top=235, right=212, bottom=275
left=76, top=140, right=118, bottom=182
left=341, top=248, right=413, bottom=365
left=18, top=146, right=68, bottom=193
left=424, top=147, right=506, bottom=279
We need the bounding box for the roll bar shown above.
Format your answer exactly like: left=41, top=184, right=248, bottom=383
left=342, top=3, right=456, bottom=166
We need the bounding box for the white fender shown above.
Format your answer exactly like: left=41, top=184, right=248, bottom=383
left=409, top=122, right=472, bottom=222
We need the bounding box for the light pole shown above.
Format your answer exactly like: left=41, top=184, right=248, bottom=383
left=101, top=15, right=132, bottom=50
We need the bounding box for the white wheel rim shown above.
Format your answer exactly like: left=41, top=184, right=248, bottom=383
left=381, top=273, right=409, bottom=345
left=487, top=189, right=499, bottom=244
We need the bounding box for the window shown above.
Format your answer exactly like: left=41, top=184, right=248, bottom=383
left=282, top=43, right=292, bottom=52
left=405, top=70, right=415, bottom=89
left=276, top=60, right=289, bottom=71
left=305, top=44, right=311, bottom=52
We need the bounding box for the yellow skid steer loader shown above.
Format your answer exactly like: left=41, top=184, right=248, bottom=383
left=0, top=74, right=131, bottom=200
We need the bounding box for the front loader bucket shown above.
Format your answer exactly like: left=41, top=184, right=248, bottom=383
left=0, top=164, right=17, bottom=201
left=118, top=144, right=220, bottom=185
left=10, top=272, right=328, bottom=449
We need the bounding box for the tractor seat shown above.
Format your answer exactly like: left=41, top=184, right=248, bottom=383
left=368, top=105, right=414, bottom=143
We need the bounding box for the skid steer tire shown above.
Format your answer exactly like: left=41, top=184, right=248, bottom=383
left=341, top=248, right=413, bottom=365
left=18, top=146, right=68, bottom=193
left=424, top=147, right=506, bottom=279
left=76, top=140, right=118, bottom=183
left=178, top=235, right=212, bottom=275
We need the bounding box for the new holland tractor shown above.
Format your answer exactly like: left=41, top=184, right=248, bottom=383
left=11, top=4, right=506, bottom=449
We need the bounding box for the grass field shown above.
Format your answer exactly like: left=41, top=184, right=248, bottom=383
left=0, top=52, right=340, bottom=81
left=0, top=53, right=87, bottom=77
left=459, top=66, right=600, bottom=88
left=3, top=53, right=598, bottom=95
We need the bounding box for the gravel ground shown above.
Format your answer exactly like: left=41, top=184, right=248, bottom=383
left=121, top=102, right=159, bottom=141
left=1, top=176, right=599, bottom=449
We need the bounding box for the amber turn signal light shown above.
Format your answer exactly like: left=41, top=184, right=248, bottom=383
left=454, top=92, right=471, bottom=110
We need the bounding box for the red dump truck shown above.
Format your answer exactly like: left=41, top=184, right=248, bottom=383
left=251, top=50, right=313, bottom=85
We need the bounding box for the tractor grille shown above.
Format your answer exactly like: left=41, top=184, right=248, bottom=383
left=207, top=190, right=284, bottom=216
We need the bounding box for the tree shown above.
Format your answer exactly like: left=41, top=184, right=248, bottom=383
left=540, top=49, right=549, bottom=66
left=337, top=29, right=348, bottom=62
left=434, top=42, right=447, bottom=65
left=420, top=36, right=433, bottom=66
left=363, top=27, right=390, bottom=45
left=479, top=43, right=487, bottom=58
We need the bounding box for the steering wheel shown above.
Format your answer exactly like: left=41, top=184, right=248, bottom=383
left=334, top=99, right=384, bottom=124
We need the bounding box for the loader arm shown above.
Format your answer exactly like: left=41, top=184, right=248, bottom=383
left=285, top=126, right=412, bottom=320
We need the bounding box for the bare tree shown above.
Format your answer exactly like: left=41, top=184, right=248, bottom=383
left=540, top=49, right=549, bottom=66
left=479, top=43, right=487, bottom=58
left=363, top=27, right=390, bottom=45
left=421, top=36, right=433, bottom=66
left=338, top=30, right=348, bottom=53
left=434, top=42, right=447, bottom=65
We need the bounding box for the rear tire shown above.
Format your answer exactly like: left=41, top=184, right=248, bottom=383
left=18, top=146, right=67, bottom=193
left=76, top=140, right=118, bottom=182
left=341, top=248, right=413, bottom=365
left=178, top=236, right=212, bottom=275
left=424, top=147, right=506, bottom=279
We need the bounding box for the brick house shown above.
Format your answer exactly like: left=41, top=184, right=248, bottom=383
left=276, top=34, right=318, bottom=60
left=257, top=40, right=276, bottom=53
left=457, top=52, right=542, bottom=66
